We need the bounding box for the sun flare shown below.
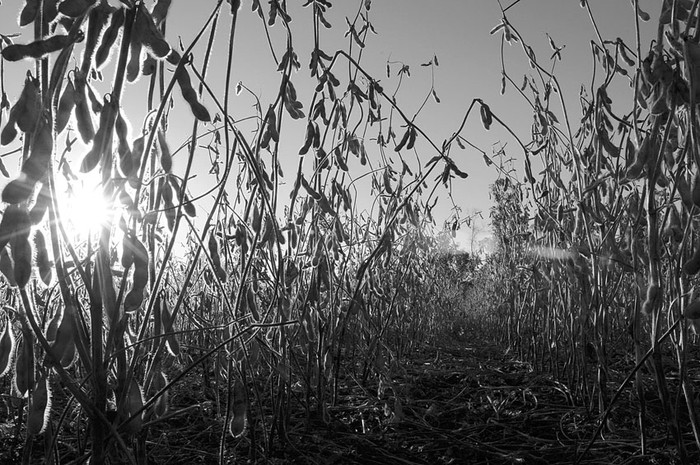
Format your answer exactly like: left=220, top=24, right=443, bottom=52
left=58, top=173, right=111, bottom=236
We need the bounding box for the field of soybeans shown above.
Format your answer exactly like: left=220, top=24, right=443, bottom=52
left=3, top=0, right=700, bottom=464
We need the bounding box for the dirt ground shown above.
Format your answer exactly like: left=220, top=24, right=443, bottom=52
left=0, top=335, right=692, bottom=464
left=148, top=337, right=691, bottom=464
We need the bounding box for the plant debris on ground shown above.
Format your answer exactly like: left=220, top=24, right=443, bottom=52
left=3, top=333, right=685, bottom=465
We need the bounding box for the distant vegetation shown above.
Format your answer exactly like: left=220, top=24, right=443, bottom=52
left=0, top=0, right=483, bottom=463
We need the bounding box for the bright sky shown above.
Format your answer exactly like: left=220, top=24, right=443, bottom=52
left=0, top=1, right=659, bottom=252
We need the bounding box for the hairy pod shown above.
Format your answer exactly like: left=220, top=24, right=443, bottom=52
left=43, top=0, right=60, bottom=24
left=246, top=286, right=259, bottom=320
left=677, top=175, right=693, bottom=211
left=82, top=1, right=113, bottom=70
left=0, top=206, right=24, bottom=251
left=663, top=204, right=683, bottom=243
left=163, top=199, right=176, bottom=231
left=228, top=379, right=248, bottom=438
left=4, top=121, right=53, bottom=205
left=161, top=300, right=179, bottom=356
left=34, top=230, right=51, bottom=286
left=684, top=245, right=700, bottom=275
left=122, top=233, right=148, bottom=269
left=58, top=0, right=96, bottom=17
left=299, top=121, right=315, bottom=155
left=73, top=71, right=95, bottom=143
left=12, top=235, right=33, bottom=288
left=158, top=176, right=173, bottom=204
left=85, top=82, right=103, bottom=113
left=80, top=99, right=112, bottom=173
left=480, top=103, right=493, bottom=130
left=132, top=234, right=148, bottom=267
left=158, top=130, right=172, bottom=172
left=626, top=139, right=651, bottom=181
left=284, top=260, right=299, bottom=289
left=45, top=309, right=62, bottom=343
left=122, top=378, right=144, bottom=434
left=125, top=135, right=144, bottom=180
left=121, top=233, right=135, bottom=269
left=252, top=204, right=262, bottom=234
left=124, top=236, right=148, bottom=312
left=406, top=127, right=417, bottom=150
left=26, top=373, right=51, bottom=435
left=207, top=232, right=219, bottom=262
left=95, top=7, right=124, bottom=69
left=289, top=225, right=298, bottom=248
left=169, top=177, right=195, bottom=217
left=151, top=0, right=172, bottom=25
left=136, top=5, right=170, bottom=58
left=51, top=307, right=76, bottom=368
left=182, top=193, right=196, bottom=217
left=56, top=78, right=77, bottom=134
left=20, top=0, right=40, bottom=26
left=166, top=49, right=180, bottom=66
left=174, top=60, right=211, bottom=121
left=235, top=222, right=245, bottom=246
left=260, top=107, right=278, bottom=149
left=126, top=26, right=144, bottom=83
left=144, top=367, right=168, bottom=421
left=1, top=119, right=18, bottom=146
left=13, top=338, right=30, bottom=396
left=150, top=370, right=169, bottom=418
left=2, top=177, right=34, bottom=205
left=124, top=282, right=146, bottom=313
left=260, top=216, right=273, bottom=245
left=115, top=110, right=130, bottom=156
left=208, top=231, right=225, bottom=280
left=1, top=34, right=74, bottom=62
left=117, top=192, right=135, bottom=220
left=3, top=207, right=32, bottom=288
left=394, top=127, right=411, bottom=152
left=142, top=55, right=157, bottom=76
left=29, top=183, right=51, bottom=225
left=119, top=150, right=134, bottom=179
left=692, top=172, right=700, bottom=209
left=12, top=73, right=41, bottom=134
left=644, top=282, right=661, bottom=309
left=0, top=318, right=15, bottom=377
left=23, top=120, right=53, bottom=182
left=0, top=247, right=17, bottom=286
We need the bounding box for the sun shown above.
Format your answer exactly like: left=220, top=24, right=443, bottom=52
left=57, top=171, right=111, bottom=237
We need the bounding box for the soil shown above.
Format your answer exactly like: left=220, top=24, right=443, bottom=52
left=0, top=335, right=691, bottom=464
